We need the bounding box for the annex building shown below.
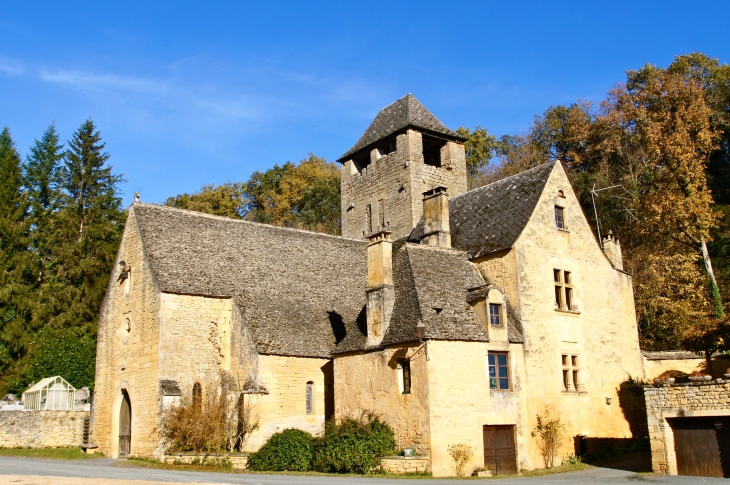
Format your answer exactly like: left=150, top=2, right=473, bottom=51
left=92, top=94, right=647, bottom=476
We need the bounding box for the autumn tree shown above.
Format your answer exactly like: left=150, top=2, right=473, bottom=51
left=165, top=182, right=248, bottom=219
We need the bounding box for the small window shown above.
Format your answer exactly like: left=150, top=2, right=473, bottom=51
left=398, top=359, right=411, bottom=394
left=557, top=190, right=565, bottom=198
left=554, top=269, right=576, bottom=311
left=192, top=382, right=202, bottom=411
left=562, top=354, right=582, bottom=392
left=489, top=304, right=502, bottom=326
left=488, top=352, right=510, bottom=390
left=306, top=381, right=314, bottom=415
left=378, top=199, right=385, bottom=229
left=555, top=206, right=565, bottom=229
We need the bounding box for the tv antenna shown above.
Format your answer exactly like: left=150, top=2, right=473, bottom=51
left=590, top=184, right=622, bottom=244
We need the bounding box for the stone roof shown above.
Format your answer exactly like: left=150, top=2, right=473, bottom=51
left=338, top=94, right=464, bottom=162
left=642, top=350, right=704, bottom=361
left=334, top=240, right=493, bottom=354
left=132, top=203, right=367, bottom=359
left=410, top=163, right=555, bottom=259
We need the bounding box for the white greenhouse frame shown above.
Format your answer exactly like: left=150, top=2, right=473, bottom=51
left=22, top=376, right=76, bottom=411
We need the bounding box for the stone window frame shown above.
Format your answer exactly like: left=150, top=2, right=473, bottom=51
left=305, top=381, right=314, bottom=415
left=489, top=303, right=503, bottom=327
left=554, top=206, right=566, bottom=230
left=488, top=351, right=511, bottom=391
left=561, top=354, right=585, bottom=393
left=397, top=359, right=412, bottom=394
left=554, top=269, right=579, bottom=313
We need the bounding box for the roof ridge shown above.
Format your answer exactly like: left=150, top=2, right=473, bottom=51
left=132, top=202, right=366, bottom=244
left=450, top=161, right=556, bottom=201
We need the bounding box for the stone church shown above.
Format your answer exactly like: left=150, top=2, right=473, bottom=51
left=92, top=94, right=646, bottom=476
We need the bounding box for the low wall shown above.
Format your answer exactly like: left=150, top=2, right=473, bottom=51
left=381, top=456, right=430, bottom=474
left=644, top=379, right=730, bottom=475
left=164, top=453, right=248, bottom=470
left=0, top=410, right=88, bottom=448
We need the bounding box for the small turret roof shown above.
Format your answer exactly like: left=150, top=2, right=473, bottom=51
left=337, top=94, right=464, bottom=162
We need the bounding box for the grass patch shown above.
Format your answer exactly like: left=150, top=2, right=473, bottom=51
left=0, top=447, right=102, bottom=460
left=518, top=461, right=593, bottom=477
left=123, top=456, right=240, bottom=474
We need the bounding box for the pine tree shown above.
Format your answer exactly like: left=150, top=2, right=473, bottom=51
left=0, top=127, right=31, bottom=367
left=24, top=124, right=64, bottom=293
left=38, top=119, right=125, bottom=332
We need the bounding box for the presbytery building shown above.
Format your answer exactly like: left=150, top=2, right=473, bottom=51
left=92, top=94, right=647, bottom=476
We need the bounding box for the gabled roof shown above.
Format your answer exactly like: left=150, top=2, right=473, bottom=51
left=337, top=94, right=464, bottom=162
left=132, top=203, right=367, bottom=358
left=24, top=376, right=74, bottom=394
left=410, top=163, right=555, bottom=259
left=334, top=240, right=492, bottom=354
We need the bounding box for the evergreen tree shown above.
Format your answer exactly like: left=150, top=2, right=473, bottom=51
left=0, top=127, right=31, bottom=369
left=37, top=119, right=125, bottom=333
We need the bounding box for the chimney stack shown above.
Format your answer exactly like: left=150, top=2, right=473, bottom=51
left=366, top=231, right=394, bottom=346
left=421, top=186, right=451, bottom=248
left=602, top=230, right=623, bottom=270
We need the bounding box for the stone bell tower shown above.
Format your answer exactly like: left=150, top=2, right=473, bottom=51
left=337, top=94, right=468, bottom=240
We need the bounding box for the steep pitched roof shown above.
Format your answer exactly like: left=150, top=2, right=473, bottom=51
left=132, top=203, right=367, bottom=358
left=334, top=240, right=491, bottom=354
left=410, top=163, right=555, bottom=259
left=337, top=94, right=464, bottom=162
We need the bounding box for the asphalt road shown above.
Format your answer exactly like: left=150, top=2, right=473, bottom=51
left=0, top=456, right=726, bottom=484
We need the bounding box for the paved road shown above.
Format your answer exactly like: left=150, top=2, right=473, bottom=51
left=0, top=456, right=726, bottom=484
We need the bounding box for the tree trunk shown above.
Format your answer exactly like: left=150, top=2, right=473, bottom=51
left=701, top=237, right=724, bottom=318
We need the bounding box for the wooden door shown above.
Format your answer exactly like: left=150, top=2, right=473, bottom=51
left=670, top=417, right=725, bottom=478
left=118, top=391, right=131, bottom=458
left=483, top=425, right=517, bottom=475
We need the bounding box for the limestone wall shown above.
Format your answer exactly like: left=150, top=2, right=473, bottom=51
left=334, top=344, right=431, bottom=456
left=243, top=354, right=332, bottom=452
left=381, top=456, right=430, bottom=474
left=508, top=162, right=645, bottom=468
left=341, top=130, right=466, bottom=240
left=0, top=411, right=88, bottom=448
left=157, top=293, right=234, bottom=395
left=93, top=207, right=162, bottom=458
left=426, top=340, right=528, bottom=477
left=645, top=380, right=730, bottom=474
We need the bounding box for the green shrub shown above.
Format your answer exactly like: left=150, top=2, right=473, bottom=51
left=247, top=429, right=314, bottom=471
left=312, top=414, right=396, bottom=474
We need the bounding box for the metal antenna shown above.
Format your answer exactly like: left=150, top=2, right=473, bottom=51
left=590, top=184, right=622, bottom=245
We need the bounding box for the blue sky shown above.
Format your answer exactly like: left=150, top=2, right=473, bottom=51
left=2, top=1, right=729, bottom=205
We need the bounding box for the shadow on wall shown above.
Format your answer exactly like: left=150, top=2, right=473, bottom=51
left=617, top=377, right=648, bottom=439
left=573, top=436, right=651, bottom=472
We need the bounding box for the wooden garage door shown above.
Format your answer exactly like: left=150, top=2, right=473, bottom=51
left=670, top=417, right=730, bottom=478
left=483, top=425, right=517, bottom=475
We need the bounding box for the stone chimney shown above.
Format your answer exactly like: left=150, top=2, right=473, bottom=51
left=421, top=187, right=451, bottom=248
left=602, top=230, right=623, bottom=270
left=366, top=231, right=394, bottom=347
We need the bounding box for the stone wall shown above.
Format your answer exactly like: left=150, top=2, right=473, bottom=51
left=93, top=207, right=162, bottom=458
left=341, top=129, right=466, bottom=240
left=644, top=380, right=730, bottom=475
left=243, top=354, right=332, bottom=452
left=381, top=456, right=430, bottom=474
left=334, top=343, right=431, bottom=457
left=507, top=162, right=645, bottom=469
left=0, top=411, right=88, bottom=448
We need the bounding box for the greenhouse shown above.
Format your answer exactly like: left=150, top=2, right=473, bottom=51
left=22, top=376, right=76, bottom=411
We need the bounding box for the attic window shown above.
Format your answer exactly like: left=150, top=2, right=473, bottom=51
left=433, top=307, right=443, bottom=315
left=555, top=206, right=565, bottom=229
left=558, top=190, right=565, bottom=198
left=489, top=304, right=502, bottom=326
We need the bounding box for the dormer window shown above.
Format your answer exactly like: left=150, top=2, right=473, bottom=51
left=555, top=206, right=565, bottom=229
left=489, top=304, right=502, bottom=326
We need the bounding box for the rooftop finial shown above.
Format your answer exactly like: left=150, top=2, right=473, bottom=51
left=134, top=192, right=140, bottom=202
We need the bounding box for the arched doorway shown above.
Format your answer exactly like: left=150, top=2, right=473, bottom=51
left=118, top=390, right=131, bottom=457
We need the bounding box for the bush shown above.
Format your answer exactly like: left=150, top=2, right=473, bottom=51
left=247, top=429, right=314, bottom=471
left=531, top=408, right=564, bottom=468
left=447, top=443, right=473, bottom=476
left=161, top=385, right=227, bottom=454
left=312, top=414, right=396, bottom=474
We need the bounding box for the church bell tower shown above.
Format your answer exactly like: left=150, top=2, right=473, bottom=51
left=337, top=94, right=468, bottom=240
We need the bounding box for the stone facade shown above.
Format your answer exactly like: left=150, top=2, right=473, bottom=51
left=340, top=129, right=466, bottom=240
left=644, top=380, right=730, bottom=474
left=0, top=411, right=88, bottom=448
